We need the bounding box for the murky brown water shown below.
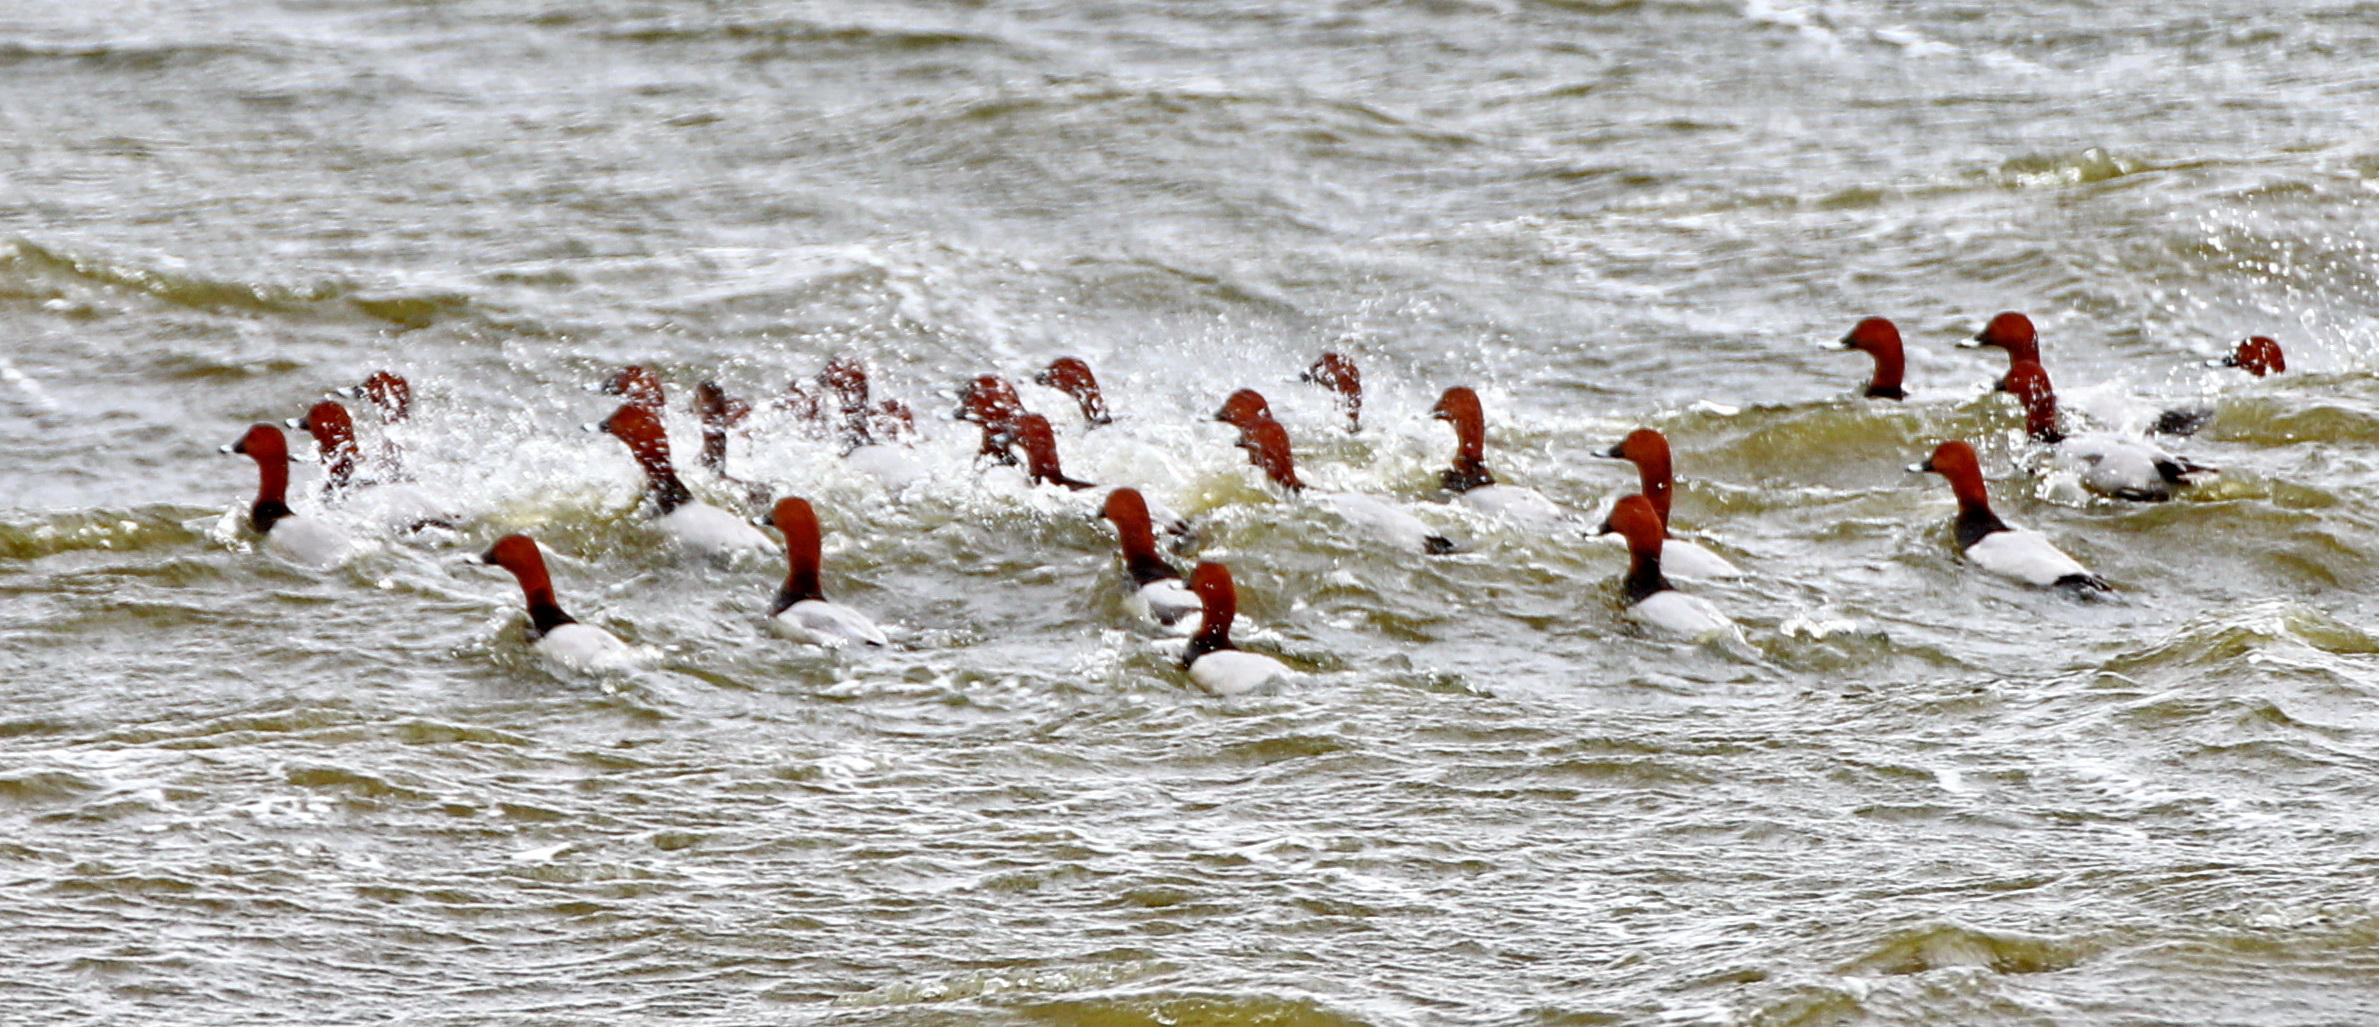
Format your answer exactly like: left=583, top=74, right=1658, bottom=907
left=7, top=1, right=2379, bottom=1023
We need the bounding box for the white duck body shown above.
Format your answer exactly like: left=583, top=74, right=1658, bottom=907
left=1455, top=483, right=1564, bottom=529
left=660, top=501, right=776, bottom=556
left=534, top=622, right=638, bottom=673
left=1187, top=649, right=1291, bottom=696
left=1315, top=491, right=1453, bottom=554
left=263, top=513, right=360, bottom=569
left=1964, top=525, right=2097, bottom=588
left=771, top=598, right=890, bottom=648
left=1627, top=589, right=1735, bottom=642
left=1661, top=537, right=1743, bottom=579
left=1135, top=578, right=1204, bottom=634
left=343, top=482, right=456, bottom=534
left=2045, top=432, right=2210, bottom=502
left=845, top=444, right=930, bottom=493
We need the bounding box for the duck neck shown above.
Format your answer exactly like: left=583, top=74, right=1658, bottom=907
left=1445, top=416, right=1492, bottom=490
left=1024, top=443, right=1092, bottom=490
left=525, top=593, right=578, bottom=638
left=772, top=524, right=825, bottom=614
left=506, top=563, right=578, bottom=638
left=1949, top=482, right=2008, bottom=549
left=1068, top=388, right=1110, bottom=426
left=624, top=436, right=692, bottom=513
left=1115, top=520, right=1177, bottom=587
left=1637, top=464, right=1673, bottom=526
left=250, top=455, right=292, bottom=533
left=1622, top=547, right=1671, bottom=604
left=1185, top=590, right=1237, bottom=662
left=1442, top=456, right=1495, bottom=493
left=699, top=430, right=730, bottom=476
left=1865, top=350, right=1906, bottom=399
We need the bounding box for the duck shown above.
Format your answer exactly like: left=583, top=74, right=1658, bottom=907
left=1034, top=357, right=1113, bottom=428
left=1597, top=493, right=1734, bottom=641
left=1007, top=413, right=1190, bottom=535
left=2003, top=360, right=2213, bottom=502
left=1911, top=440, right=2110, bottom=591
left=333, top=370, right=415, bottom=475
left=1597, top=429, right=1743, bottom=578
left=476, top=534, right=637, bottom=671
left=1099, top=488, right=1203, bottom=633
left=1833, top=317, right=1907, bottom=400
left=1182, top=562, right=1290, bottom=695
left=1428, top=386, right=1564, bottom=527
left=595, top=365, right=667, bottom=413
left=590, top=403, right=777, bottom=556
left=954, top=374, right=1027, bottom=465
left=2211, top=336, right=2284, bottom=377
left=338, top=370, right=414, bottom=422
left=691, top=381, right=770, bottom=508
left=1301, top=352, right=1363, bottom=433
left=764, top=497, right=889, bottom=648
left=285, top=400, right=454, bottom=532
left=1222, top=400, right=1458, bottom=555
left=221, top=423, right=359, bottom=568
left=817, top=358, right=929, bottom=491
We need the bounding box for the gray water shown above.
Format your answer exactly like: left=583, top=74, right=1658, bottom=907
left=7, top=1, right=2379, bottom=1023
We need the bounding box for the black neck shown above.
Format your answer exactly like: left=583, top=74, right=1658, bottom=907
left=1125, top=553, right=1180, bottom=588
left=648, top=474, right=692, bottom=514
left=526, top=599, right=578, bottom=639
left=770, top=577, right=824, bottom=617
left=1954, top=505, right=2010, bottom=551
left=1441, top=460, right=1495, bottom=493
left=251, top=499, right=294, bottom=534
left=1622, top=554, right=1671, bottom=604
left=1184, top=632, right=1234, bottom=665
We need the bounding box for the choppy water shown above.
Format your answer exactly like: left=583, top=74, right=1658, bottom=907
left=9, top=1, right=2379, bottom=1023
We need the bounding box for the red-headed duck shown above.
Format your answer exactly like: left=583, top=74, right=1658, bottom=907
left=221, top=423, right=359, bottom=567
left=338, top=371, right=413, bottom=422
left=1961, top=311, right=2042, bottom=386
left=764, top=497, right=888, bottom=647
left=818, top=358, right=928, bottom=490
left=1009, top=414, right=1190, bottom=535
left=1597, top=494, right=1734, bottom=641
left=691, top=381, right=770, bottom=507
left=955, top=374, right=1026, bottom=465
left=2212, top=336, right=2284, bottom=377
left=1912, top=440, right=2110, bottom=591
left=1301, top=352, right=1362, bottom=433
left=286, top=400, right=454, bottom=532
left=332, top=370, right=414, bottom=475
left=778, top=377, right=829, bottom=433
left=691, top=381, right=752, bottom=477
left=1183, top=562, right=1289, bottom=695
left=596, top=365, right=667, bottom=413
left=1834, top=318, right=1907, bottom=400
left=1100, top=488, right=1201, bottom=632
left=2002, top=361, right=2213, bottom=502
left=1035, top=357, right=1113, bottom=427
left=1227, top=400, right=1457, bottom=554
left=1598, top=429, right=1742, bottom=578
left=1429, top=386, right=1563, bottom=526
left=477, top=534, right=636, bottom=671
left=590, top=404, right=776, bottom=556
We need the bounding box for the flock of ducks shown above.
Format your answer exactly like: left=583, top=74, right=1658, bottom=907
left=220, top=314, right=2287, bottom=694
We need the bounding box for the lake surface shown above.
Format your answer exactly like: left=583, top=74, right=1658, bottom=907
left=6, top=1, right=2379, bottom=1023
